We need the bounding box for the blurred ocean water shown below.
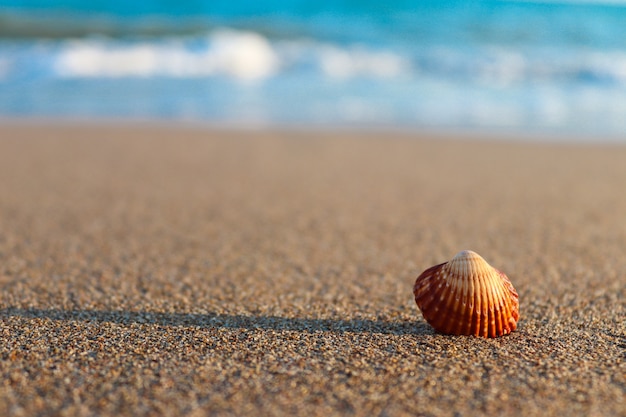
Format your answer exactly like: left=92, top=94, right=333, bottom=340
left=1, top=0, right=626, bottom=137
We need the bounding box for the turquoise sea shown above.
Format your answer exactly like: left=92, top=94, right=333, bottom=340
left=2, top=1, right=626, bottom=137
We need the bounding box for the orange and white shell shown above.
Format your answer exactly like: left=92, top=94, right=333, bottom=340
left=413, top=250, right=519, bottom=338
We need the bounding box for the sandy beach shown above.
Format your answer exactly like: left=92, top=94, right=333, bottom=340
left=0, top=123, right=624, bottom=416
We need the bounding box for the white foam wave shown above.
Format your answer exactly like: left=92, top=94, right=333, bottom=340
left=53, top=28, right=411, bottom=82
left=48, top=27, right=626, bottom=89
left=55, top=29, right=279, bottom=81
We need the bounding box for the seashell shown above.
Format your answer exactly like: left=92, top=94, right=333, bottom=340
left=413, top=250, right=519, bottom=338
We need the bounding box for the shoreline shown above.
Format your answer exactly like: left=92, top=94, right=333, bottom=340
left=2, top=117, right=626, bottom=145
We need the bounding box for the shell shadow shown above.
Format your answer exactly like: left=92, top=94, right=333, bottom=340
left=1, top=307, right=431, bottom=336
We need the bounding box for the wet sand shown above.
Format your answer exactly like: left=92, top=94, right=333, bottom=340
left=0, top=123, right=624, bottom=416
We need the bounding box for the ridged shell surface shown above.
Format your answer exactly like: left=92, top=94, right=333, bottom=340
left=413, top=250, right=519, bottom=338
